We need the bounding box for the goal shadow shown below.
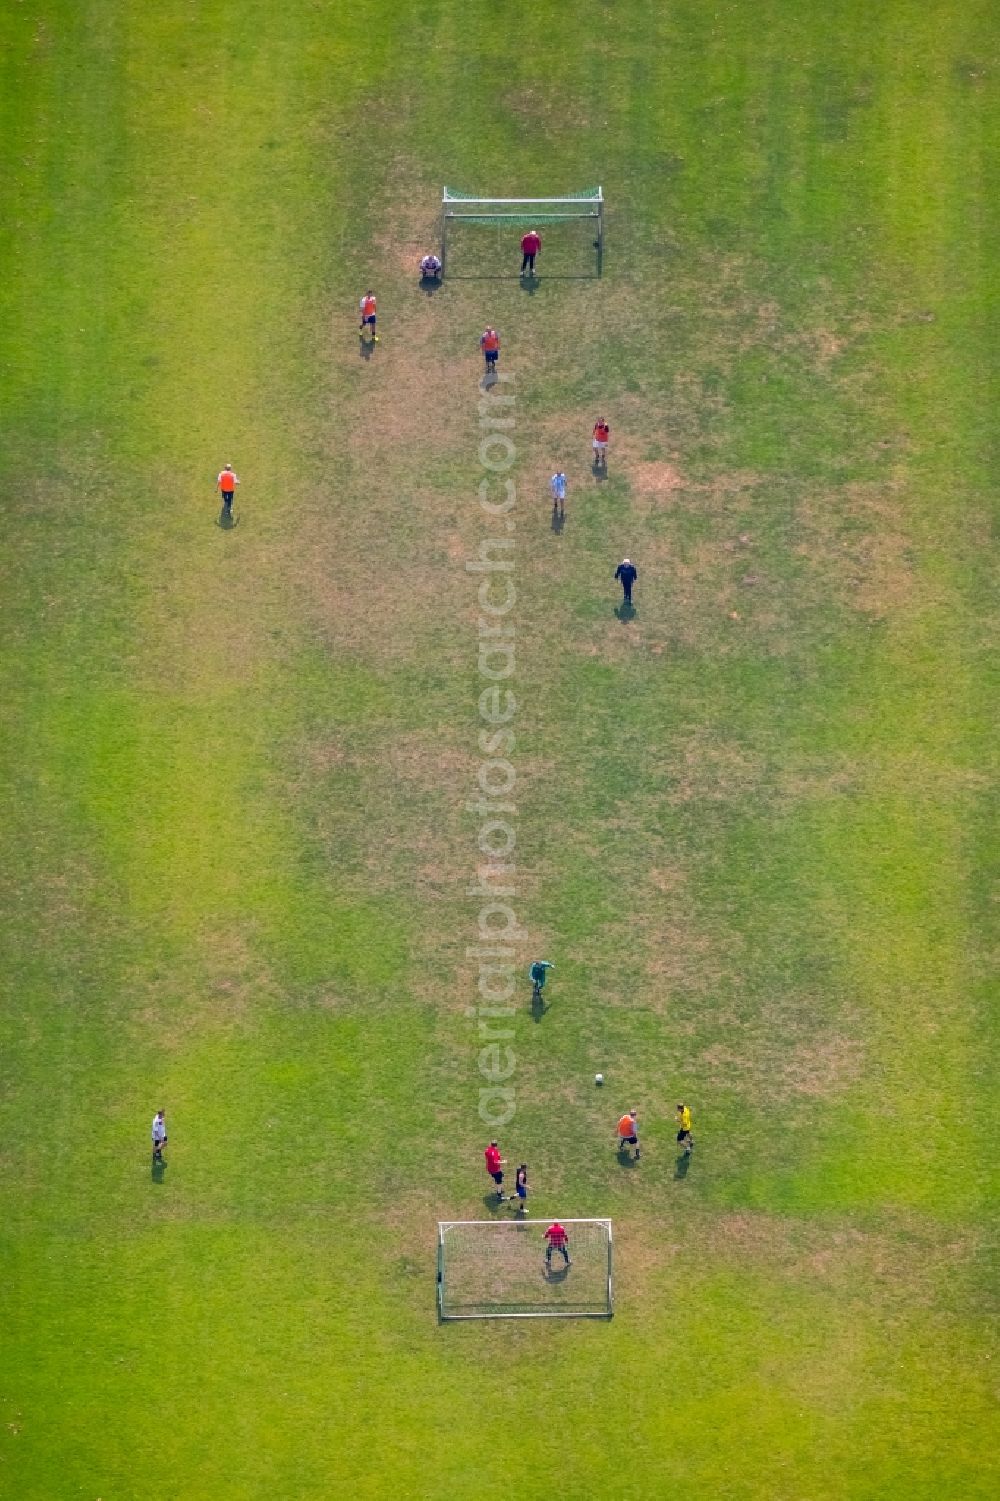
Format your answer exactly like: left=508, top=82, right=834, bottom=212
left=444, top=271, right=601, bottom=282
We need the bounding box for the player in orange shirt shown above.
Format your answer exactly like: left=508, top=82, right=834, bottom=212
left=358, top=289, right=379, bottom=344
left=617, top=1109, right=640, bottom=1161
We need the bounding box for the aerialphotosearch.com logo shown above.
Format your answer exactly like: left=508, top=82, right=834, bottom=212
left=466, top=371, right=523, bottom=1130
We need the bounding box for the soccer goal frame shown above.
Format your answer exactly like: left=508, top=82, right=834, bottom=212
left=440, top=186, right=604, bottom=276
left=437, top=1218, right=614, bottom=1321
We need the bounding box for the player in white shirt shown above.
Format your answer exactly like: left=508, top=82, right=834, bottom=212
left=550, top=471, right=567, bottom=519
left=151, top=1109, right=167, bottom=1164
left=419, top=253, right=442, bottom=280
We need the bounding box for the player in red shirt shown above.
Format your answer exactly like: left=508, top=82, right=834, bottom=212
left=544, top=1221, right=571, bottom=1269
left=484, top=1140, right=506, bottom=1201
left=592, top=418, right=610, bottom=469
left=520, top=228, right=541, bottom=277
left=480, top=326, right=500, bottom=374
left=358, top=289, right=379, bottom=344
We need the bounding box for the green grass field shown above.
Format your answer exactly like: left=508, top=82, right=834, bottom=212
left=1, top=1, right=997, bottom=1496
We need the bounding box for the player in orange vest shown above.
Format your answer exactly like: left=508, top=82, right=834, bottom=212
left=617, top=1109, right=640, bottom=1161
left=358, top=289, right=379, bottom=344
left=592, top=418, right=610, bottom=468
left=480, top=326, right=500, bottom=374
left=216, top=464, right=239, bottom=517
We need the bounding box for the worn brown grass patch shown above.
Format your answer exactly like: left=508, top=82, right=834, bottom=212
left=280, top=718, right=473, bottom=910
left=567, top=845, right=742, bottom=1006
left=795, top=483, right=916, bottom=619
left=703, top=1209, right=979, bottom=1311
left=685, top=252, right=870, bottom=371
left=387, top=733, right=473, bottom=792
left=698, top=1019, right=864, bottom=1103
left=649, top=732, right=863, bottom=808
left=628, top=460, right=687, bottom=517
left=126, top=924, right=281, bottom=1039
left=277, top=169, right=500, bottom=664
left=631, top=460, right=685, bottom=495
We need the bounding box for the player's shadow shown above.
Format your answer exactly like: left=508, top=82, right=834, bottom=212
left=419, top=274, right=443, bottom=296
left=674, top=1152, right=692, bottom=1180
left=530, top=989, right=549, bottom=1022
left=518, top=274, right=540, bottom=296
left=480, top=369, right=499, bottom=390
left=543, top=1263, right=571, bottom=1282
left=616, top=1147, right=640, bottom=1169
left=615, top=601, right=636, bottom=622
left=591, top=460, right=608, bottom=481
left=358, top=338, right=375, bottom=361
left=483, top=1194, right=507, bottom=1214
left=551, top=508, right=565, bottom=534
left=151, top=1159, right=166, bottom=1184
left=216, top=508, right=239, bottom=529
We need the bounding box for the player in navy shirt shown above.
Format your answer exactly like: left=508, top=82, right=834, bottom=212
left=615, top=557, right=637, bottom=604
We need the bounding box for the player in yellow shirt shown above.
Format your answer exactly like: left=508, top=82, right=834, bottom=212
left=676, top=1102, right=694, bottom=1155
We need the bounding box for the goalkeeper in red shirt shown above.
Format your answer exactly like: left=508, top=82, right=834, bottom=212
left=544, top=1221, right=571, bottom=1269
left=520, top=228, right=541, bottom=276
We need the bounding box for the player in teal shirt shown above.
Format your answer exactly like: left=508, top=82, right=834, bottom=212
left=529, top=960, right=554, bottom=1002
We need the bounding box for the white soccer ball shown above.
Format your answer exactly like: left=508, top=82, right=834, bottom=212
left=595, top=1073, right=604, bottom=1086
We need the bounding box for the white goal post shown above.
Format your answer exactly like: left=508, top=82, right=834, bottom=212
left=440, top=186, right=604, bottom=274
left=437, top=1218, right=614, bottom=1321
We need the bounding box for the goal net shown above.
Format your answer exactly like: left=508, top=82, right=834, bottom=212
left=437, top=1218, right=613, bottom=1320
left=441, top=187, right=604, bottom=278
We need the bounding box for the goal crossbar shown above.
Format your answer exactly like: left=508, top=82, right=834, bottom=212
left=437, top=1218, right=613, bottom=1321
left=445, top=212, right=596, bottom=220
left=438, top=1217, right=612, bottom=1228
left=443, top=189, right=603, bottom=207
